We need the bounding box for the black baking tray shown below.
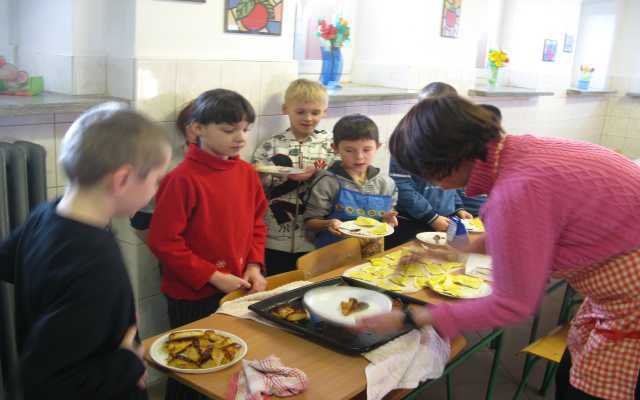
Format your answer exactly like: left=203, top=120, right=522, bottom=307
left=248, top=276, right=426, bottom=354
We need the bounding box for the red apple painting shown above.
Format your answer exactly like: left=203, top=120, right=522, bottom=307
left=441, top=0, right=462, bottom=38
left=225, top=0, right=283, bottom=36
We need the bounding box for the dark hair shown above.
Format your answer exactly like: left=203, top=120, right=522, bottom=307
left=389, top=96, right=503, bottom=181
left=190, top=89, right=256, bottom=126
left=418, top=82, right=458, bottom=100
left=176, top=100, right=195, bottom=138
left=333, top=114, right=379, bottom=145
left=479, top=104, right=502, bottom=123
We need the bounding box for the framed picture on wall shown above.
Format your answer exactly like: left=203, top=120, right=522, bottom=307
left=563, top=34, right=575, bottom=53
left=542, top=39, right=558, bottom=62
left=224, top=0, right=283, bottom=36
left=440, top=0, right=462, bottom=38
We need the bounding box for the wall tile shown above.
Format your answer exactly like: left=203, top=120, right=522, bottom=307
left=139, top=294, right=169, bottom=339
left=175, top=60, right=222, bottom=111
left=602, top=135, right=626, bottom=152
left=221, top=62, right=262, bottom=117
left=107, top=57, right=135, bottom=100
left=73, top=55, right=107, bottom=95
left=260, top=61, right=298, bottom=116
left=54, top=123, right=71, bottom=187
left=255, top=114, right=290, bottom=147
left=0, top=114, right=53, bottom=127
left=135, top=59, right=177, bottom=122
left=0, top=124, right=57, bottom=188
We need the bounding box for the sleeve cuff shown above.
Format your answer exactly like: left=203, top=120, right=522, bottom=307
left=423, top=211, right=439, bottom=225
left=430, top=304, right=459, bottom=339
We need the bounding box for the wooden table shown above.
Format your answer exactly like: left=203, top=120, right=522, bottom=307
left=143, top=245, right=469, bottom=399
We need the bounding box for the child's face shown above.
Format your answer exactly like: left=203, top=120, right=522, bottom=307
left=283, top=100, right=327, bottom=138
left=194, top=120, right=250, bottom=159
left=333, top=139, right=380, bottom=175
left=115, top=145, right=172, bottom=217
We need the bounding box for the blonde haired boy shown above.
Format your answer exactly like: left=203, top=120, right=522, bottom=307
left=253, top=78, right=337, bottom=275
left=0, top=103, right=172, bottom=399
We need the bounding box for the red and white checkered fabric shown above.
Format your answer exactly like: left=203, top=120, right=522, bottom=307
left=554, top=248, right=640, bottom=399
left=227, top=355, right=308, bottom=400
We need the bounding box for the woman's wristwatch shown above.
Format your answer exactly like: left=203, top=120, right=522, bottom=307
left=403, top=305, right=420, bottom=329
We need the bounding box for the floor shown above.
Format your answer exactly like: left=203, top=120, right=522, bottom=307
left=148, top=284, right=567, bottom=400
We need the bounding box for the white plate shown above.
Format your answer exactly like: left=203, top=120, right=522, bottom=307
left=149, top=329, right=247, bottom=374
left=303, top=286, right=393, bottom=326
left=338, top=220, right=395, bottom=239
left=416, top=232, right=449, bottom=246
left=255, top=164, right=305, bottom=175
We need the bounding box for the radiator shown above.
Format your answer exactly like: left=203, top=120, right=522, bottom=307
left=0, top=140, right=47, bottom=400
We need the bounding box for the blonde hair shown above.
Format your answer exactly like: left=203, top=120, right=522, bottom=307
left=60, top=102, right=171, bottom=187
left=284, top=79, right=328, bottom=106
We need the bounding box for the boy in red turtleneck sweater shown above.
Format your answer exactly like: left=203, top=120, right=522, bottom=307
left=148, top=90, right=267, bottom=400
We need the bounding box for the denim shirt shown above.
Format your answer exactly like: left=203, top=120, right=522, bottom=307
left=389, top=158, right=463, bottom=223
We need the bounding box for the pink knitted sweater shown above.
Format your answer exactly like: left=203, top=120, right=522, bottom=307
left=430, top=134, right=640, bottom=338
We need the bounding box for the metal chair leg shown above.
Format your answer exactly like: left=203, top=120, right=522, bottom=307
left=513, top=356, right=537, bottom=400
left=485, top=331, right=504, bottom=400
left=446, top=372, right=453, bottom=400
left=539, top=362, right=559, bottom=396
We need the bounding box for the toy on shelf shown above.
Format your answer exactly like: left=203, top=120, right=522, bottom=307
left=0, top=56, right=44, bottom=96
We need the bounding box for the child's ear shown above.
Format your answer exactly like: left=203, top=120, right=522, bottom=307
left=190, top=122, right=205, bottom=137
left=331, top=143, right=338, bottom=152
left=110, top=164, right=133, bottom=195
left=376, top=142, right=382, bottom=150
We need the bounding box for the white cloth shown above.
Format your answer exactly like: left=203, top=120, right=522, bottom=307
left=216, top=282, right=451, bottom=400
left=363, top=326, right=450, bottom=400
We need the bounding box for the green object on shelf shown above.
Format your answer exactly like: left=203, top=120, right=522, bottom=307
left=28, top=76, right=44, bottom=96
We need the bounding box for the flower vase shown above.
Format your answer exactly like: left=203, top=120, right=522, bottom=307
left=320, top=47, right=343, bottom=89
left=488, top=65, right=499, bottom=87
left=577, top=73, right=592, bottom=90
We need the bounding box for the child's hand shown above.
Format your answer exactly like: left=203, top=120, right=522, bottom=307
left=209, top=271, right=251, bottom=293
left=430, top=216, right=451, bottom=232
left=243, top=263, right=267, bottom=293
left=382, top=211, right=399, bottom=227
left=327, top=219, right=344, bottom=237
left=456, top=210, right=473, bottom=219
left=288, top=166, right=316, bottom=182
left=119, top=325, right=147, bottom=389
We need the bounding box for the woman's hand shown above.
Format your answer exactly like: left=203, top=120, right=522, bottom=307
left=119, top=325, right=147, bottom=389
left=382, top=211, right=399, bottom=227
left=327, top=219, right=344, bottom=237
left=209, top=271, right=252, bottom=293
left=287, top=166, right=316, bottom=182
left=244, top=263, right=267, bottom=293
left=430, top=216, right=451, bottom=232
left=354, top=310, right=405, bottom=334
left=456, top=209, right=473, bottom=220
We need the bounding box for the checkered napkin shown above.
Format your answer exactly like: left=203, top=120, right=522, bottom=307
left=227, top=355, right=309, bottom=400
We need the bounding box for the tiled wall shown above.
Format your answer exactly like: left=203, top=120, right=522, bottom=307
left=0, top=111, right=79, bottom=200
left=600, top=76, right=640, bottom=158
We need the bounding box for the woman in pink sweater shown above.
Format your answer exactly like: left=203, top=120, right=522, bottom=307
left=358, top=96, right=640, bottom=400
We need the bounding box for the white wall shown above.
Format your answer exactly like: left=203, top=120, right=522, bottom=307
left=500, top=0, right=581, bottom=90
left=134, top=0, right=295, bottom=61
left=0, top=0, right=16, bottom=63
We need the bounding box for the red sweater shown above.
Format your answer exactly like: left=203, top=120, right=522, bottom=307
left=148, top=145, right=267, bottom=300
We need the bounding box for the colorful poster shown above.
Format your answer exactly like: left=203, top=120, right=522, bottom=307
left=542, top=39, right=558, bottom=62
left=225, top=0, right=283, bottom=36
left=441, top=0, right=462, bottom=38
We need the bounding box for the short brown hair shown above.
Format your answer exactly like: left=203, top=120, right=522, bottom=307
left=284, top=79, right=328, bottom=106
left=60, top=102, right=171, bottom=187
left=389, top=96, right=503, bottom=181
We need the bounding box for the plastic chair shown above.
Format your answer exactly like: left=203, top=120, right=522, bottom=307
left=219, top=270, right=305, bottom=305
left=296, top=238, right=362, bottom=279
